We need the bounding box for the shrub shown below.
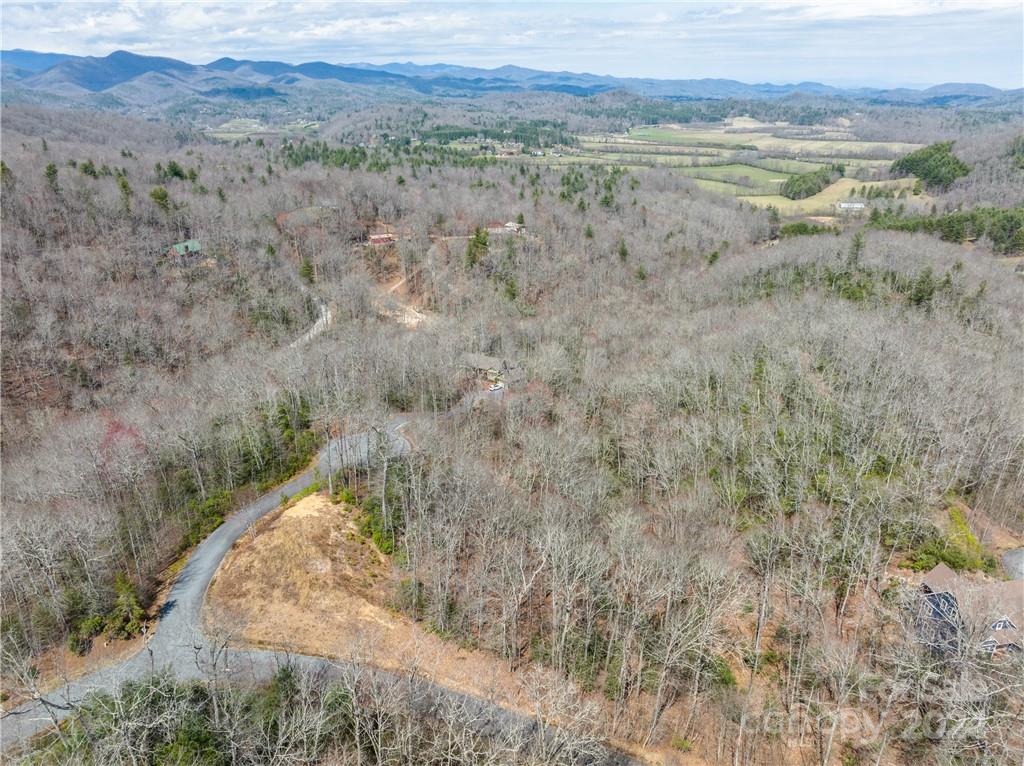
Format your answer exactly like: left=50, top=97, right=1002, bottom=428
left=710, top=655, right=737, bottom=688
left=104, top=574, right=145, bottom=640
left=359, top=496, right=396, bottom=554
left=183, top=491, right=231, bottom=549
left=68, top=614, right=105, bottom=655
left=904, top=508, right=998, bottom=574
left=331, top=483, right=357, bottom=505
left=395, top=577, right=426, bottom=615
left=670, top=736, right=693, bottom=752
left=299, top=258, right=315, bottom=284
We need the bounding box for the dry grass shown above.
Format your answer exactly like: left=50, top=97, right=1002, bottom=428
left=206, top=494, right=529, bottom=706
left=626, top=125, right=923, bottom=157
left=204, top=492, right=714, bottom=764
left=739, top=177, right=924, bottom=214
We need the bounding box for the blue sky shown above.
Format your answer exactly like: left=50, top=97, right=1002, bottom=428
left=2, top=1, right=1021, bottom=88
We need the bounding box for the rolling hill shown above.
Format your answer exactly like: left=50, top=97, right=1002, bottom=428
left=2, top=49, right=1019, bottom=108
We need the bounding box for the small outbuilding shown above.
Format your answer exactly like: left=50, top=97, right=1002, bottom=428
left=836, top=200, right=868, bottom=214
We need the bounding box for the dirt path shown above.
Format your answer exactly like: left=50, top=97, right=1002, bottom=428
left=378, top=274, right=428, bottom=327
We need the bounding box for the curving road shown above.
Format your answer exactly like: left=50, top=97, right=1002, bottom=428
left=0, top=421, right=411, bottom=752
left=1, top=400, right=636, bottom=763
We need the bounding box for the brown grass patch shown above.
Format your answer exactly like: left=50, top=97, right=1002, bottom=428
left=206, top=493, right=523, bottom=704
left=205, top=492, right=719, bottom=764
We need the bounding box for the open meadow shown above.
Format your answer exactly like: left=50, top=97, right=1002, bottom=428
left=534, top=119, right=930, bottom=212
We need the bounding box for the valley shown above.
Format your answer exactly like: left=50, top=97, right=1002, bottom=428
left=1, top=22, right=1023, bottom=766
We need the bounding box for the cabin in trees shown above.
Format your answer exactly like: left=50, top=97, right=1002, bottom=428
left=485, top=221, right=525, bottom=236
left=919, top=563, right=1023, bottom=655
left=460, top=352, right=524, bottom=384
left=167, top=239, right=202, bottom=260
left=368, top=232, right=396, bottom=246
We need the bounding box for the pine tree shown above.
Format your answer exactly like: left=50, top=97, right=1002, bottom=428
left=44, top=162, right=59, bottom=194
left=105, top=573, right=144, bottom=639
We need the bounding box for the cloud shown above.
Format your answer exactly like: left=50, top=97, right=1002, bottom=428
left=2, top=0, right=1021, bottom=87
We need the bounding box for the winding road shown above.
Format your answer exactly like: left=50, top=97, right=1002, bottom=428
left=1, top=422, right=411, bottom=751
left=3, top=399, right=632, bottom=762
left=1, top=267, right=628, bottom=759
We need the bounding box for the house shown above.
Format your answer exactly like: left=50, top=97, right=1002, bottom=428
left=167, top=239, right=202, bottom=259
left=459, top=352, right=524, bottom=384
left=484, top=221, right=525, bottom=236
left=836, top=200, right=867, bottom=212
left=919, top=563, right=1024, bottom=654
left=368, top=233, right=396, bottom=246
left=460, top=352, right=506, bottom=376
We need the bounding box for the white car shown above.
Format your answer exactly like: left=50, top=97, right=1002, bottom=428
left=488, top=382, right=504, bottom=392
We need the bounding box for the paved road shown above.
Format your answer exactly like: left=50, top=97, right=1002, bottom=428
left=0, top=421, right=410, bottom=751
left=2, top=408, right=634, bottom=763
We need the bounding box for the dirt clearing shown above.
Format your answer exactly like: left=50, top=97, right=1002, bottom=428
left=205, top=492, right=706, bottom=765
left=205, top=493, right=526, bottom=709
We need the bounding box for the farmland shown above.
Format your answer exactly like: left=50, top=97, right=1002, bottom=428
left=741, top=177, right=922, bottom=214
left=204, top=117, right=319, bottom=141
left=520, top=118, right=931, bottom=214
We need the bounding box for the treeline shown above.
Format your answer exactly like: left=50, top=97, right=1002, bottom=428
left=891, top=141, right=970, bottom=190
left=573, top=95, right=851, bottom=130
left=3, top=392, right=318, bottom=659
left=24, top=665, right=608, bottom=765
left=868, top=205, right=1024, bottom=253
left=778, top=220, right=839, bottom=238
left=416, top=119, right=574, bottom=148
left=779, top=164, right=843, bottom=199
left=279, top=137, right=497, bottom=171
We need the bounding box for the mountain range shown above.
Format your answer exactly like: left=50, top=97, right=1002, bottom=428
left=2, top=49, right=1019, bottom=108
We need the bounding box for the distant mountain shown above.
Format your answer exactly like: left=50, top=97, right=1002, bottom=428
left=0, top=48, right=76, bottom=73
left=208, top=57, right=413, bottom=87
left=24, top=50, right=196, bottom=92
left=2, top=49, right=1018, bottom=108
left=336, top=61, right=1018, bottom=102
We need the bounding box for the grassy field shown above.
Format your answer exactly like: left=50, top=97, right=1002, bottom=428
left=739, top=178, right=923, bottom=214
left=689, top=177, right=756, bottom=195
left=678, top=163, right=792, bottom=184
left=749, top=157, right=827, bottom=174
left=579, top=140, right=725, bottom=157
left=496, top=119, right=926, bottom=214
left=205, top=118, right=319, bottom=141
left=627, top=126, right=921, bottom=158
left=628, top=126, right=761, bottom=148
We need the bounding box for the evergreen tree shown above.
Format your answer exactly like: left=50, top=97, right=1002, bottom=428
left=105, top=573, right=144, bottom=639
left=44, top=162, right=59, bottom=194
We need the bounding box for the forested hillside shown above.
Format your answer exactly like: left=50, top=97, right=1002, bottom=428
left=2, top=98, right=1022, bottom=765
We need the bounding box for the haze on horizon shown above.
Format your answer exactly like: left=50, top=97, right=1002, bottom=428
left=3, top=0, right=1022, bottom=90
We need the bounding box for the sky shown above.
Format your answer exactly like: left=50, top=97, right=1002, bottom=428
left=2, top=1, right=1022, bottom=89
